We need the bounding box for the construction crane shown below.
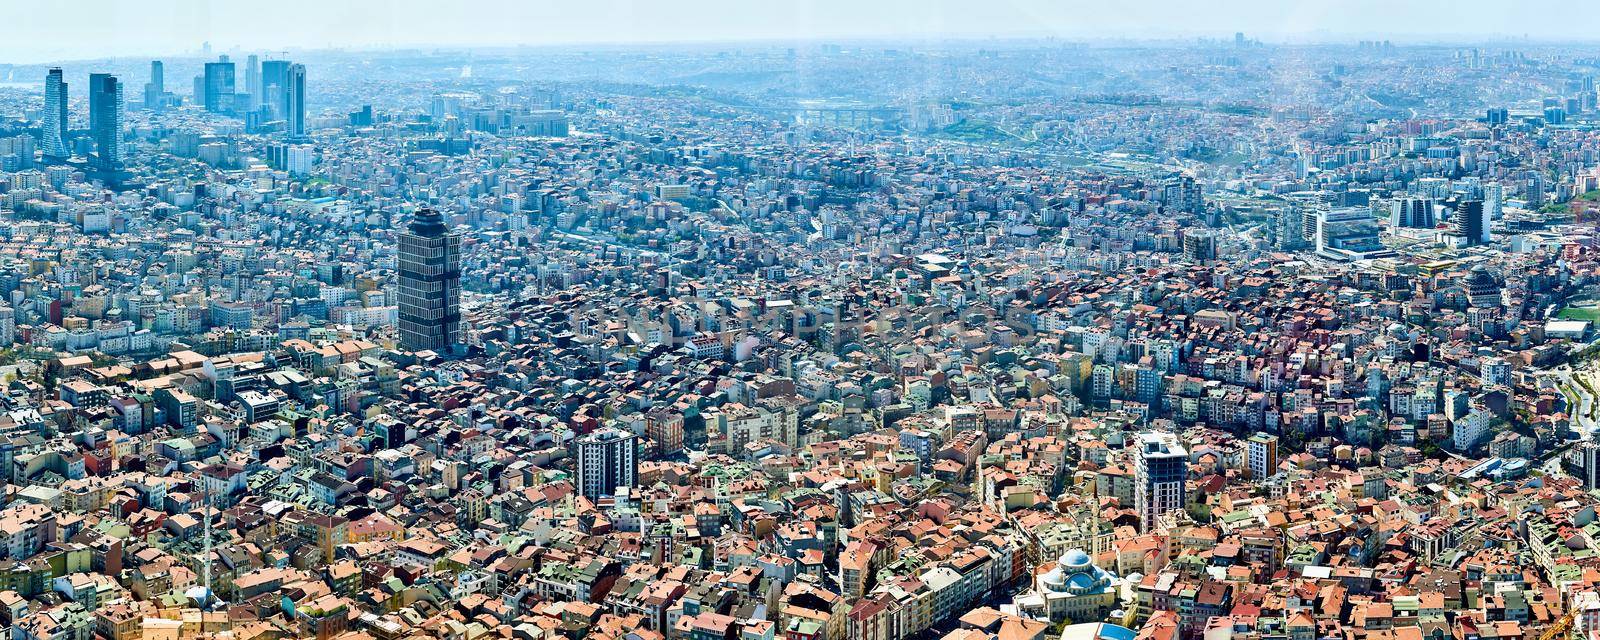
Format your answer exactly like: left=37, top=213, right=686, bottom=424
left=1539, top=608, right=1574, bottom=640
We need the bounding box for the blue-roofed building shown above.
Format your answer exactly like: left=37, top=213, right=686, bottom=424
left=1059, top=622, right=1138, bottom=640
left=1013, top=548, right=1122, bottom=623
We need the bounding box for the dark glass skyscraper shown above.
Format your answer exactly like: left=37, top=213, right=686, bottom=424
left=88, top=73, right=123, bottom=170
left=1452, top=199, right=1490, bottom=246
left=260, top=59, right=290, bottom=120
left=203, top=61, right=235, bottom=113
left=286, top=63, right=306, bottom=136
left=397, top=209, right=461, bottom=352
left=42, top=68, right=69, bottom=159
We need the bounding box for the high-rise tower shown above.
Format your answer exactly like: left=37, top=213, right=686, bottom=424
left=286, top=63, right=306, bottom=136
left=397, top=208, right=461, bottom=352
left=42, top=68, right=69, bottom=159
left=88, top=73, right=123, bottom=170
left=203, top=60, right=235, bottom=114
left=260, top=59, right=290, bottom=120
left=1450, top=199, right=1490, bottom=246
left=244, top=54, right=260, bottom=109
left=1134, top=431, right=1188, bottom=531
left=145, top=60, right=165, bottom=111
left=1390, top=197, right=1436, bottom=229
left=575, top=427, right=640, bottom=498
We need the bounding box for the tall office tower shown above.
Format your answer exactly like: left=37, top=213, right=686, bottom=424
left=575, top=427, right=640, bottom=498
left=260, top=60, right=290, bottom=119
left=88, top=73, right=124, bottom=170
left=286, top=63, right=306, bottom=136
left=203, top=61, right=236, bottom=114
left=1134, top=431, right=1188, bottom=531
left=1450, top=199, right=1490, bottom=246
left=145, top=60, right=164, bottom=111
left=42, top=68, right=69, bottom=159
left=244, top=54, right=260, bottom=109
left=397, top=208, right=461, bottom=352
left=1389, top=197, right=1436, bottom=229
left=1247, top=432, right=1279, bottom=480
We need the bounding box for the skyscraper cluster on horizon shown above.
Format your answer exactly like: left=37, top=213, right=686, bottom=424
left=200, top=54, right=307, bottom=135
left=34, top=54, right=308, bottom=172
left=39, top=66, right=121, bottom=171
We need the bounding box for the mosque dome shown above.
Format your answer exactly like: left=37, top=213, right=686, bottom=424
left=1038, top=548, right=1114, bottom=596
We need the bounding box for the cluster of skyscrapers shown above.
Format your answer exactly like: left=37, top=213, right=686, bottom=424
left=1387, top=195, right=1494, bottom=247
left=35, top=53, right=310, bottom=181
left=39, top=67, right=123, bottom=172
left=200, top=54, right=307, bottom=135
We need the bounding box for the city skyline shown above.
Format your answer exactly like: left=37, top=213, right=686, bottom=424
left=6, top=0, right=1600, bottom=64
left=7, top=6, right=1600, bottom=640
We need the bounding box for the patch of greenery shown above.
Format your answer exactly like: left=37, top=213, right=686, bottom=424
left=1213, top=103, right=1268, bottom=117
left=939, top=118, right=1009, bottom=142
left=1558, top=307, right=1600, bottom=324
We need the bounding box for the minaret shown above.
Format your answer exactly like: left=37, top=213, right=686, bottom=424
left=202, top=490, right=213, bottom=605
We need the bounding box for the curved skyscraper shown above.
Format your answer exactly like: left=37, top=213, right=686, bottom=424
left=42, top=68, right=69, bottom=159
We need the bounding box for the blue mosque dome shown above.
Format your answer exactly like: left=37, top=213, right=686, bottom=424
left=1038, top=548, right=1115, bottom=595
left=1019, top=547, right=1123, bottom=623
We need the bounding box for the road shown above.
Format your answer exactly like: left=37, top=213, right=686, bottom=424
left=1555, top=366, right=1598, bottom=434
left=1540, top=365, right=1600, bottom=475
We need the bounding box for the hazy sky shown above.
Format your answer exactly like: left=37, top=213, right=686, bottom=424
left=1, top=0, right=1590, bottom=63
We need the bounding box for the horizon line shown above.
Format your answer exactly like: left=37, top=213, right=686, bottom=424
left=4, top=30, right=1597, bottom=68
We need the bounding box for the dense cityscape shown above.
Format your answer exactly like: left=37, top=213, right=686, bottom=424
left=8, top=13, right=1600, bottom=640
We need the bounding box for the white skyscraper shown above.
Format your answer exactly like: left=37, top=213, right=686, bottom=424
left=244, top=54, right=261, bottom=109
